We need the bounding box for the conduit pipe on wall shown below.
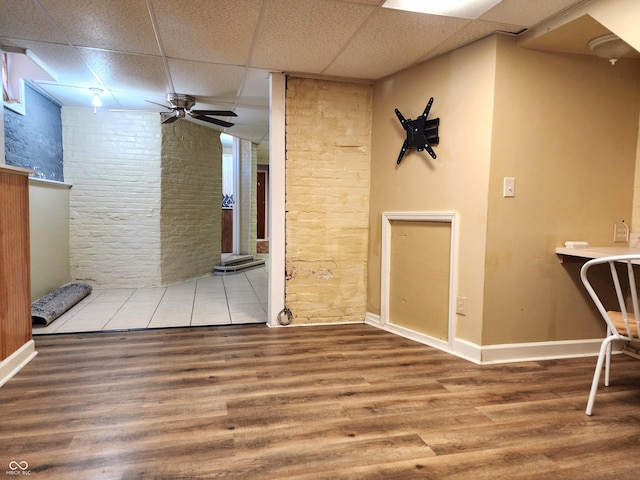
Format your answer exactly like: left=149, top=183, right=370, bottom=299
left=277, top=307, right=293, bottom=325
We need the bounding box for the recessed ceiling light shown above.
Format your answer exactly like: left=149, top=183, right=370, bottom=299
left=382, top=0, right=502, bottom=19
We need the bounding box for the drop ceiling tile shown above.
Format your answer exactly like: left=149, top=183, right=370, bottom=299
left=151, top=0, right=263, bottom=64
left=4, top=39, right=98, bottom=87
left=39, top=0, right=160, bottom=55
left=480, top=0, right=586, bottom=27
left=239, top=68, right=272, bottom=98
left=33, top=83, right=124, bottom=110
left=0, top=0, right=69, bottom=44
left=417, top=20, right=524, bottom=62
left=233, top=105, right=269, bottom=126
left=249, top=0, right=375, bottom=73
left=324, top=8, right=470, bottom=79
left=29, top=84, right=81, bottom=107
left=108, top=91, right=167, bottom=111
left=229, top=124, right=270, bottom=145
left=168, top=58, right=245, bottom=98
left=78, top=48, right=170, bottom=95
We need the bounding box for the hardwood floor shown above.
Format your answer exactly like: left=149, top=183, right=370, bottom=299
left=1, top=324, right=639, bottom=479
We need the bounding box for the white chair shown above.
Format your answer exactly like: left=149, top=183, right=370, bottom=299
left=580, top=254, right=640, bottom=415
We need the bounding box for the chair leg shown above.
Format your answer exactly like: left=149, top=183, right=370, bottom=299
left=604, top=340, right=612, bottom=387
left=586, top=336, right=615, bottom=416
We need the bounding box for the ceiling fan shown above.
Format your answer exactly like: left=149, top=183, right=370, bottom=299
left=149, top=93, right=237, bottom=128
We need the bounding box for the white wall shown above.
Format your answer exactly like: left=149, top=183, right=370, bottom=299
left=63, top=108, right=162, bottom=288
left=237, top=138, right=257, bottom=256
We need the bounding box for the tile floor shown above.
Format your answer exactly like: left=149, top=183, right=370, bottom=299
left=32, top=267, right=268, bottom=335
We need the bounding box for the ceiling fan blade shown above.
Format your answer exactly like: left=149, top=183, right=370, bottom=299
left=190, top=112, right=235, bottom=128
left=190, top=109, right=237, bottom=117
left=161, top=113, right=179, bottom=124
left=146, top=100, right=171, bottom=109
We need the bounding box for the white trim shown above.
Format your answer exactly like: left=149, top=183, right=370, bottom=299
left=267, top=72, right=286, bottom=327
left=268, top=320, right=364, bottom=328
left=381, top=211, right=459, bottom=349
left=367, top=311, right=608, bottom=364
left=29, top=177, right=72, bottom=189
left=232, top=136, right=240, bottom=255
left=451, top=338, right=483, bottom=363
left=0, top=340, right=37, bottom=388
left=479, top=338, right=611, bottom=364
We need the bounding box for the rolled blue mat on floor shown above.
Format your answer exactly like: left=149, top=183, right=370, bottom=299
left=32, top=282, right=93, bottom=327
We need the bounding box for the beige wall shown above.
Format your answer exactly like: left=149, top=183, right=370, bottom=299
left=29, top=179, right=70, bottom=300
left=285, top=77, right=372, bottom=324
left=389, top=220, right=451, bottom=339
left=160, top=120, right=222, bottom=285
left=369, top=37, right=497, bottom=344
left=483, top=35, right=640, bottom=345
left=368, top=33, right=640, bottom=347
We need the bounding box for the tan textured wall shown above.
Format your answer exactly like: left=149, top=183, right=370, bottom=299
left=285, top=77, right=372, bottom=324
left=483, top=35, right=640, bottom=345
left=389, top=220, right=451, bottom=339
left=29, top=179, right=71, bottom=300
left=160, top=120, right=222, bottom=285
left=369, top=37, right=496, bottom=344
left=369, top=33, right=639, bottom=347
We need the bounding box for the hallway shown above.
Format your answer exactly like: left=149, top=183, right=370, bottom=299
left=32, top=267, right=268, bottom=335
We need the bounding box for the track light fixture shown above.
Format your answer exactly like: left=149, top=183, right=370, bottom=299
left=90, top=87, right=103, bottom=112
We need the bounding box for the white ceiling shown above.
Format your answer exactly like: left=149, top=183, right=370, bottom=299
left=0, top=0, right=598, bottom=148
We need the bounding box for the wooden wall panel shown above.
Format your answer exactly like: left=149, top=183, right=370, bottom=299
left=0, top=166, right=32, bottom=361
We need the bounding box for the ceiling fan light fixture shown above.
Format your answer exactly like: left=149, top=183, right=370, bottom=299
left=588, top=33, right=632, bottom=65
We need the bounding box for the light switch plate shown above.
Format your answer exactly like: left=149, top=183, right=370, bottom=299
left=503, top=177, right=515, bottom=197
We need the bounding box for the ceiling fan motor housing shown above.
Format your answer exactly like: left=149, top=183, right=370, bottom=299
left=167, top=93, right=196, bottom=110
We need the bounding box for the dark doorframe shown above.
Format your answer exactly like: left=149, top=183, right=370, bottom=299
left=257, top=169, right=267, bottom=239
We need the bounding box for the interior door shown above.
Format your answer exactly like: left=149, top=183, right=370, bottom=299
left=257, top=170, right=266, bottom=239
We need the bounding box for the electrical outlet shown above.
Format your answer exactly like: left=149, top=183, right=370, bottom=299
left=614, top=222, right=629, bottom=243
left=456, top=296, right=467, bottom=315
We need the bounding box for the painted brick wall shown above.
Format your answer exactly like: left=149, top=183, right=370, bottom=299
left=285, top=77, right=372, bottom=324
left=63, top=109, right=162, bottom=288
left=160, top=120, right=222, bottom=285
left=4, top=83, right=63, bottom=181
left=238, top=138, right=257, bottom=256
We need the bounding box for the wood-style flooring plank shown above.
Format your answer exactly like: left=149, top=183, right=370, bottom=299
left=1, top=324, right=639, bottom=479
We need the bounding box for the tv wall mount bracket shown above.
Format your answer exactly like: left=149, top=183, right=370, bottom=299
left=394, top=97, right=440, bottom=165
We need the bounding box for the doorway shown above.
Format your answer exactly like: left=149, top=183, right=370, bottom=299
left=257, top=170, right=266, bottom=239
left=256, top=167, right=269, bottom=254
left=221, top=133, right=234, bottom=253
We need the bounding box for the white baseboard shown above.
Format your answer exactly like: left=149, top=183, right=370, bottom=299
left=365, top=312, right=606, bottom=365
left=478, top=338, right=607, bottom=364
left=268, top=320, right=364, bottom=328
left=0, top=340, right=37, bottom=388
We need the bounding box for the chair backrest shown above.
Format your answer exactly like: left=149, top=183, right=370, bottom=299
left=580, top=254, right=640, bottom=341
